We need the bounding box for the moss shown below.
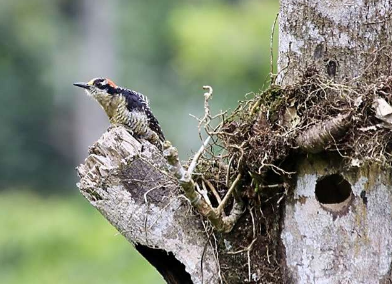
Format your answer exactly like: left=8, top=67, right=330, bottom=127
left=190, top=68, right=392, bottom=282
left=220, top=71, right=392, bottom=174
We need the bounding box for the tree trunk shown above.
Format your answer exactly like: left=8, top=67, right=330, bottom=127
left=279, top=0, right=392, bottom=283
left=278, top=0, right=392, bottom=86
left=77, top=1, right=392, bottom=283
left=77, top=128, right=219, bottom=284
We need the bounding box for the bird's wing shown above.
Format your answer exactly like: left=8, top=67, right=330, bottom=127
left=124, top=89, right=165, bottom=141
left=145, top=108, right=166, bottom=141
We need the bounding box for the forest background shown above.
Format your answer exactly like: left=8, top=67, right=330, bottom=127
left=0, top=0, right=278, bottom=283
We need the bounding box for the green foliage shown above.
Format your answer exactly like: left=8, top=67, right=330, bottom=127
left=0, top=0, right=73, bottom=190
left=168, top=0, right=279, bottom=90
left=0, top=0, right=279, bottom=190
left=0, top=191, right=164, bottom=284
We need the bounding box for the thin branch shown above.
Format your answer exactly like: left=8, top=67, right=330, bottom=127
left=217, top=173, right=242, bottom=214
left=202, top=178, right=222, bottom=205
left=270, top=13, right=279, bottom=83
left=188, top=136, right=211, bottom=175
left=196, top=182, right=212, bottom=206
left=198, top=86, right=213, bottom=130
left=164, top=142, right=244, bottom=232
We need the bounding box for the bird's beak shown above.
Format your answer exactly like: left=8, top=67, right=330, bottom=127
left=73, top=82, right=91, bottom=90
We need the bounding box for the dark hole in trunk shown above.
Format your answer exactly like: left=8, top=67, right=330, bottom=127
left=315, top=174, right=352, bottom=204
left=135, top=244, right=193, bottom=284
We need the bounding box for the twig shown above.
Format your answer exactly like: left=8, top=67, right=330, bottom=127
left=194, top=85, right=214, bottom=141
left=227, top=238, right=257, bottom=255
left=202, top=178, right=222, bottom=205
left=227, top=141, right=246, bottom=170
left=163, top=84, right=247, bottom=232
left=164, top=142, right=244, bottom=232
left=266, top=245, right=271, bottom=264
left=268, top=164, right=295, bottom=176
left=201, top=220, right=224, bottom=284
left=270, top=13, right=279, bottom=83
left=249, top=207, right=256, bottom=239
left=199, top=86, right=213, bottom=127
left=217, top=173, right=242, bottom=214
left=226, top=155, right=235, bottom=188
left=277, top=183, right=288, bottom=204
left=188, top=136, right=211, bottom=175
left=226, top=236, right=257, bottom=282
left=260, top=183, right=284, bottom=189
left=196, top=182, right=212, bottom=206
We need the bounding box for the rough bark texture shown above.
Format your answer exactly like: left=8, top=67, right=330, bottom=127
left=282, top=155, right=392, bottom=283
left=77, top=127, right=219, bottom=284
left=278, top=0, right=392, bottom=85
left=279, top=0, right=392, bottom=283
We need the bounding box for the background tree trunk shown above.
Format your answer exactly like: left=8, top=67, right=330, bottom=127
left=77, top=1, right=392, bottom=283
left=73, top=0, right=118, bottom=162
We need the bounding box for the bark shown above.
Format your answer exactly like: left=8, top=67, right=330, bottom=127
left=278, top=0, right=392, bottom=86
left=77, top=128, right=219, bottom=284
left=279, top=0, right=392, bottom=283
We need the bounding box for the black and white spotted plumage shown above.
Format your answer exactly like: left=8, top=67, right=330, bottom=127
left=120, top=88, right=165, bottom=142
left=73, top=78, right=165, bottom=148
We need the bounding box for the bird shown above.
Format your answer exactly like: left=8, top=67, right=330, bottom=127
left=73, top=78, right=165, bottom=149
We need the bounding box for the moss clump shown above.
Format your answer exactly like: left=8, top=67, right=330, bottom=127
left=194, top=69, right=392, bottom=201
left=189, top=69, right=392, bottom=283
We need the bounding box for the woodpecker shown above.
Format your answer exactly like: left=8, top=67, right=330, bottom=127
left=73, top=78, right=165, bottom=149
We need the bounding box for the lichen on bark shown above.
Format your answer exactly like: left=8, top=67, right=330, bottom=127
left=278, top=0, right=392, bottom=85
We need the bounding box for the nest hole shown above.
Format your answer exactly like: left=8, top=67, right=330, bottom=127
left=315, top=174, right=352, bottom=208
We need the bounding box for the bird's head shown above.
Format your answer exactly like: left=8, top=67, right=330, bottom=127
left=73, top=77, right=118, bottom=98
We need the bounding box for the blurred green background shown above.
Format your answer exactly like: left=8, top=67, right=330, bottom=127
left=0, top=0, right=278, bottom=283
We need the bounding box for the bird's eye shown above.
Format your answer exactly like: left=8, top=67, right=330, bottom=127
left=93, top=78, right=105, bottom=86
